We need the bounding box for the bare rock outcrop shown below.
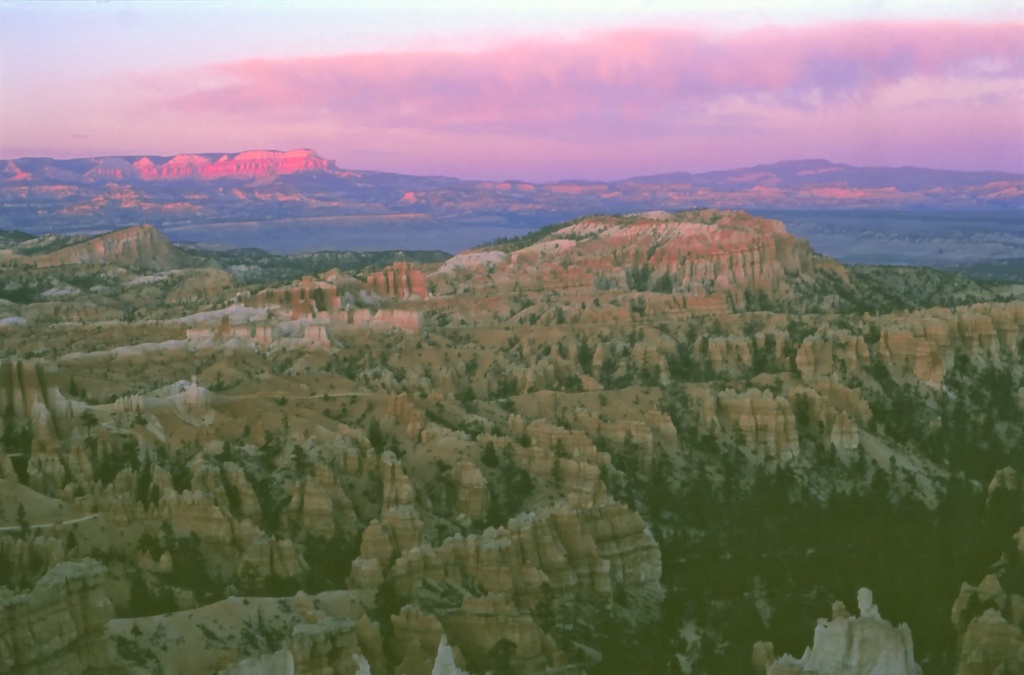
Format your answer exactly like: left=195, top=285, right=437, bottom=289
left=431, top=635, right=469, bottom=675
left=452, top=461, right=490, bottom=522
left=391, top=605, right=447, bottom=675
left=0, top=360, right=72, bottom=443
left=440, top=594, right=558, bottom=673
left=872, top=303, right=1024, bottom=385
left=828, top=411, right=861, bottom=451
left=286, top=476, right=338, bottom=540
left=711, top=388, right=800, bottom=459
left=760, top=588, right=922, bottom=675
left=955, top=609, right=1024, bottom=675
left=950, top=566, right=1024, bottom=675
left=289, top=617, right=367, bottom=675
left=158, top=489, right=245, bottom=547
left=237, top=536, right=310, bottom=593
left=708, top=335, right=753, bottom=374
left=383, top=501, right=661, bottom=610
left=348, top=452, right=427, bottom=587
left=781, top=304, right=1024, bottom=386
left=133, top=149, right=329, bottom=181
left=380, top=451, right=427, bottom=552
left=22, top=224, right=189, bottom=271
left=796, top=332, right=870, bottom=380
left=0, top=559, right=114, bottom=675
left=366, top=262, right=428, bottom=299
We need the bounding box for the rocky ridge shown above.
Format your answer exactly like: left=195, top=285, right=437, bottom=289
left=0, top=559, right=113, bottom=675
left=1, top=224, right=194, bottom=271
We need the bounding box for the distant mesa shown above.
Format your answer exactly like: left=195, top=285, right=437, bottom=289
left=7, top=148, right=332, bottom=184
left=130, top=149, right=331, bottom=181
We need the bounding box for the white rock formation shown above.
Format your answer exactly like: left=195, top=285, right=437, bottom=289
left=765, top=588, right=922, bottom=675
left=353, top=653, right=372, bottom=675
left=431, top=635, right=468, bottom=675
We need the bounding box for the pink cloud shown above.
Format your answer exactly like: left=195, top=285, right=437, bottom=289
left=7, top=21, right=1021, bottom=179
left=150, top=21, right=1023, bottom=139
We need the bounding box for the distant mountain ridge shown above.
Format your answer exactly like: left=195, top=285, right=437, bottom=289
left=1, top=150, right=1021, bottom=253
left=5, top=150, right=1020, bottom=190
left=627, top=158, right=1024, bottom=192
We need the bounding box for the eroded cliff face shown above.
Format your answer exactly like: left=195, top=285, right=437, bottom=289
left=756, top=589, right=922, bottom=675
left=711, top=388, right=800, bottom=460
left=0, top=559, right=114, bottom=675
left=132, top=149, right=330, bottom=181
left=18, top=225, right=192, bottom=271
left=789, top=304, right=1024, bottom=386
left=334, top=446, right=660, bottom=673
left=378, top=501, right=661, bottom=603
left=366, top=262, right=428, bottom=299
left=0, top=359, right=72, bottom=444
left=238, top=536, right=310, bottom=593
left=948, top=472, right=1024, bottom=675
left=955, top=609, right=1024, bottom=675
left=243, top=273, right=424, bottom=337
left=433, top=210, right=829, bottom=305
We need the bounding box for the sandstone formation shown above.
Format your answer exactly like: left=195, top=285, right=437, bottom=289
left=760, top=588, right=922, bottom=675
left=950, top=552, right=1024, bottom=675
left=451, top=460, right=490, bottom=522
left=390, top=605, right=449, bottom=675
left=779, top=304, right=1024, bottom=387
left=237, top=537, right=310, bottom=592
left=955, top=609, right=1024, bottom=675
left=0, top=559, right=113, bottom=675
left=0, top=359, right=72, bottom=444
left=347, top=451, right=429, bottom=588
left=11, top=224, right=193, bottom=271
left=796, top=331, right=870, bottom=380
left=366, top=262, right=428, bottom=299
left=440, top=594, right=557, bottom=672
left=130, top=149, right=330, bottom=182
left=289, top=617, right=367, bottom=675
left=382, top=501, right=661, bottom=609
left=828, top=411, right=860, bottom=451
left=1, top=207, right=1022, bottom=674
left=436, top=211, right=835, bottom=306
left=157, top=488, right=244, bottom=546
left=711, top=388, right=800, bottom=459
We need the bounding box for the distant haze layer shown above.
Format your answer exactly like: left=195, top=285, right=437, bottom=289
left=1, top=150, right=1021, bottom=265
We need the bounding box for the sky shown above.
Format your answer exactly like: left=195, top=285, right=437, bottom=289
left=0, top=0, right=1022, bottom=181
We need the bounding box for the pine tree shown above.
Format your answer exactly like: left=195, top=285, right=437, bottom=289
left=17, top=503, right=30, bottom=539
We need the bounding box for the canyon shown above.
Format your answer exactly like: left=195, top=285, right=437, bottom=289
left=0, top=209, right=1021, bottom=673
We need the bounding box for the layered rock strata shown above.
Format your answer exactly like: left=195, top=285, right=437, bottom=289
left=756, top=588, right=922, bottom=675
left=0, top=559, right=114, bottom=675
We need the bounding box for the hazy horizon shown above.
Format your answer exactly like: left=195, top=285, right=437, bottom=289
left=6, top=149, right=1024, bottom=186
